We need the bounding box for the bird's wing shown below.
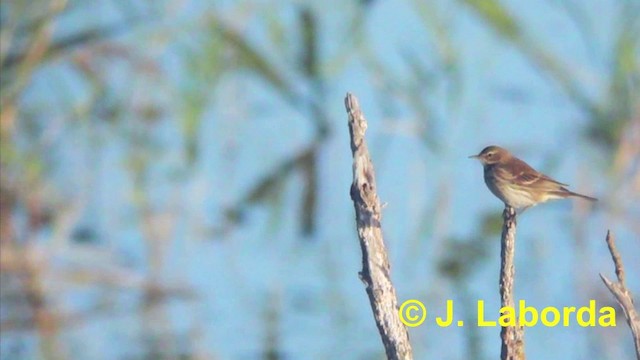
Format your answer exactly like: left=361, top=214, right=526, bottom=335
left=508, top=158, right=569, bottom=187
left=538, top=174, right=568, bottom=187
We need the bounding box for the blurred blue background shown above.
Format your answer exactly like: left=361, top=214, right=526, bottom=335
left=1, top=0, right=639, bottom=359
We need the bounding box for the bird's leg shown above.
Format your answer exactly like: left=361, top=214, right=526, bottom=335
left=503, top=205, right=518, bottom=225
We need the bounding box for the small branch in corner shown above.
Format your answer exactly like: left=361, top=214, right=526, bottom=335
left=599, top=230, right=640, bottom=359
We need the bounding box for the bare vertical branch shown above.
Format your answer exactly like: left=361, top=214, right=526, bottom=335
left=499, top=206, right=525, bottom=360
left=345, top=93, right=413, bottom=360
left=599, top=231, right=640, bottom=359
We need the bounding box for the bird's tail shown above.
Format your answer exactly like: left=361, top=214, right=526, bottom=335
left=555, top=188, right=598, bottom=202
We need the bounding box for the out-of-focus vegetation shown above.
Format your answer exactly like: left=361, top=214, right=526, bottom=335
left=1, top=0, right=638, bottom=359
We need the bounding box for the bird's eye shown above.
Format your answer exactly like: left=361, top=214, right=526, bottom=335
left=487, top=153, right=493, bottom=158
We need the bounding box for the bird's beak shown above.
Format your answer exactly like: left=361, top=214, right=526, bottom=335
left=468, top=155, right=480, bottom=159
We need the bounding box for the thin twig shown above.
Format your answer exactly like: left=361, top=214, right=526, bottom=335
left=499, top=206, right=525, bottom=360
left=345, top=93, right=412, bottom=360
left=599, top=230, right=640, bottom=359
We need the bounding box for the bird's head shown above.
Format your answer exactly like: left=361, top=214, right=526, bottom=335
left=469, top=145, right=511, bottom=165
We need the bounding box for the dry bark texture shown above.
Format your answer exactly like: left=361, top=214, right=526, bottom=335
left=345, top=93, right=413, bottom=360
left=500, top=206, right=525, bottom=360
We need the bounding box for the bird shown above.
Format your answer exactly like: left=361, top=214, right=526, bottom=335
left=470, top=145, right=597, bottom=210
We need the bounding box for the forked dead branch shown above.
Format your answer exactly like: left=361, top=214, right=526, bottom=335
left=600, top=231, right=640, bottom=359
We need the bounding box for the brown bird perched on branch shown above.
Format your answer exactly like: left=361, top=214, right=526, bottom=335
left=470, top=145, right=597, bottom=210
